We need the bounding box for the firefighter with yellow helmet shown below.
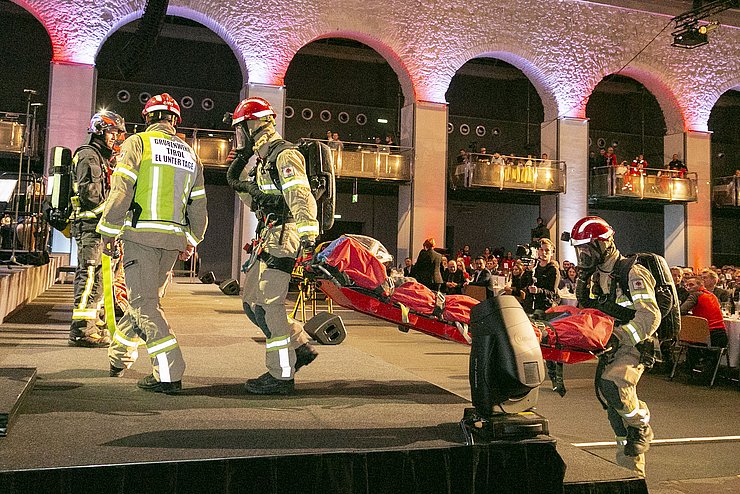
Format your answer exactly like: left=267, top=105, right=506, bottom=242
left=97, top=93, right=208, bottom=393
left=570, top=216, right=660, bottom=477
left=68, top=111, right=125, bottom=348
left=226, top=96, right=319, bottom=395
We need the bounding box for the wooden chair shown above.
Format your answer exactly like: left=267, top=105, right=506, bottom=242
left=670, top=315, right=730, bottom=387
left=463, top=285, right=487, bottom=302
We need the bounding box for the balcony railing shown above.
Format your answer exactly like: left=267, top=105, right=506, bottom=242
left=712, top=175, right=740, bottom=207
left=154, top=130, right=415, bottom=183
left=328, top=141, right=412, bottom=182
left=449, top=154, right=566, bottom=193
left=589, top=166, right=698, bottom=202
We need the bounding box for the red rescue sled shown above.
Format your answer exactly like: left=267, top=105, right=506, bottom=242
left=309, top=235, right=612, bottom=363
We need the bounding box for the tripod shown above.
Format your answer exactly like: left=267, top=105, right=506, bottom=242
left=6, top=89, right=37, bottom=266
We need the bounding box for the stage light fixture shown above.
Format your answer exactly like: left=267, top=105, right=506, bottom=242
left=672, top=26, right=709, bottom=49
left=670, top=0, right=737, bottom=49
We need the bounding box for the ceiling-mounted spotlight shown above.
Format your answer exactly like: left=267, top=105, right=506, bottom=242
left=670, top=0, right=736, bottom=49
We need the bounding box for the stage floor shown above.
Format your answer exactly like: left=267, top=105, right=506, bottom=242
left=0, top=281, right=738, bottom=493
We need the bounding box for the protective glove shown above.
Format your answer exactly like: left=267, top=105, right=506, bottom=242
left=298, top=237, right=316, bottom=265
left=101, top=236, right=119, bottom=258
left=575, top=277, right=595, bottom=308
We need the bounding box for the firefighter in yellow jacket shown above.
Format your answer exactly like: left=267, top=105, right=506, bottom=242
left=570, top=216, right=661, bottom=477
left=226, top=97, right=319, bottom=395
left=97, top=93, right=208, bottom=393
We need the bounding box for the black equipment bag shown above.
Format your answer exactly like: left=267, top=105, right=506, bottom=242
left=616, top=252, right=680, bottom=344
left=265, top=139, right=335, bottom=234
left=44, top=146, right=74, bottom=234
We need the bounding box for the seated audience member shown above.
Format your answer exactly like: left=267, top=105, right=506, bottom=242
left=440, top=256, right=448, bottom=277
left=561, top=259, right=573, bottom=278
left=456, top=257, right=471, bottom=281
left=402, top=257, right=413, bottom=277
left=501, top=251, right=515, bottom=274
left=671, top=266, right=690, bottom=304
left=680, top=276, right=728, bottom=378
left=469, top=256, right=495, bottom=299
left=559, top=266, right=578, bottom=294
left=442, top=259, right=466, bottom=295
left=701, top=268, right=730, bottom=303
left=486, top=257, right=499, bottom=276
left=457, top=245, right=472, bottom=270
left=503, top=260, right=532, bottom=306
left=482, top=247, right=492, bottom=260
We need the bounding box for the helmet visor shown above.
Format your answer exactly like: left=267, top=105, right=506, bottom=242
left=234, top=125, right=250, bottom=151
left=574, top=243, right=601, bottom=270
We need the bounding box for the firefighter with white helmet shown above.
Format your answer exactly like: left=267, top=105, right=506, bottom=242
left=68, top=110, right=126, bottom=348
left=226, top=96, right=319, bottom=395
left=97, top=93, right=208, bottom=393
left=570, top=216, right=660, bottom=477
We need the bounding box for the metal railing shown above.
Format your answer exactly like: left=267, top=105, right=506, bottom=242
left=449, top=154, right=566, bottom=193
left=712, top=175, right=740, bottom=207
left=324, top=140, right=412, bottom=181
left=589, top=166, right=698, bottom=202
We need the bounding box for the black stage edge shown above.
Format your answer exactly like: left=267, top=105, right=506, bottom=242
left=0, top=367, right=36, bottom=437
left=0, top=441, right=565, bottom=494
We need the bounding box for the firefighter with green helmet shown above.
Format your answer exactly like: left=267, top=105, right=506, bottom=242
left=68, top=110, right=125, bottom=348
left=226, top=96, right=319, bottom=395
left=97, top=93, right=208, bottom=393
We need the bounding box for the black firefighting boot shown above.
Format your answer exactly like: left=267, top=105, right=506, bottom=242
left=624, top=424, right=653, bottom=457
left=137, top=374, right=182, bottom=394
left=69, top=322, right=111, bottom=348
left=294, top=343, right=318, bottom=373
left=109, top=363, right=126, bottom=378
left=244, top=372, right=295, bottom=395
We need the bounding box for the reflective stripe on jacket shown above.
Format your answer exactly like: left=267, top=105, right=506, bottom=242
left=594, top=262, right=661, bottom=346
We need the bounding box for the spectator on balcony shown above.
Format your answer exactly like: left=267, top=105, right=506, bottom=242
left=331, top=132, right=343, bottom=152
left=385, top=135, right=395, bottom=147
left=518, top=155, right=534, bottom=183
left=604, top=147, right=618, bottom=168
left=325, top=130, right=333, bottom=142
left=623, top=154, right=647, bottom=192
left=667, top=154, right=687, bottom=178
left=589, top=150, right=602, bottom=171
left=442, top=259, right=466, bottom=295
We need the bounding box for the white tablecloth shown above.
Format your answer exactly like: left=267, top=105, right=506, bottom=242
left=724, top=316, right=740, bottom=368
